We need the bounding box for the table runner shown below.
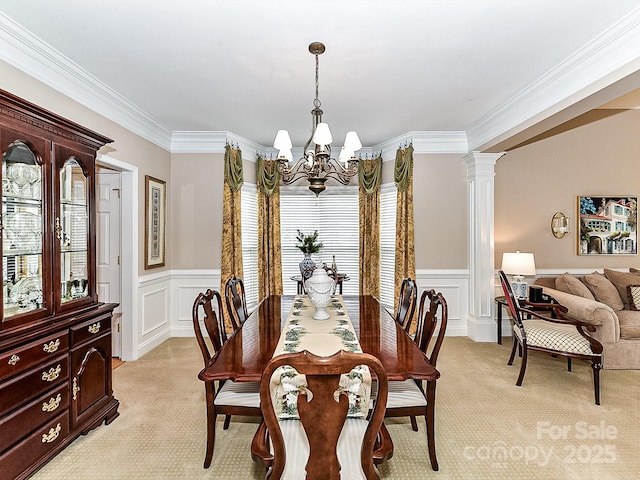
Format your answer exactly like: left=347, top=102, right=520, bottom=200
left=270, top=295, right=371, bottom=418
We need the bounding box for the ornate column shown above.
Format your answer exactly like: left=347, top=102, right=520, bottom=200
left=464, top=151, right=505, bottom=341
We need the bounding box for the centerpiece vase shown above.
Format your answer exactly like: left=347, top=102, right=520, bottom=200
left=299, top=253, right=316, bottom=279
left=304, top=268, right=336, bottom=320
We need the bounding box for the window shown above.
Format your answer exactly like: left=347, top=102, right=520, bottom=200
left=242, top=182, right=397, bottom=306
left=379, top=183, right=397, bottom=311
left=241, top=183, right=259, bottom=310
left=280, top=186, right=359, bottom=296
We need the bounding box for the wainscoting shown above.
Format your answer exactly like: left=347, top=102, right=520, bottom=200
left=133, top=269, right=471, bottom=361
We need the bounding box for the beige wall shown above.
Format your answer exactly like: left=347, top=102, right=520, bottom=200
left=495, top=108, right=640, bottom=271
left=0, top=60, right=172, bottom=274
left=2, top=58, right=470, bottom=274
left=169, top=153, right=224, bottom=269
left=169, top=155, right=257, bottom=270
left=382, top=153, right=468, bottom=270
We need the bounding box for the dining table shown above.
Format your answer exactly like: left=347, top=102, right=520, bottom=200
left=199, top=294, right=441, bottom=469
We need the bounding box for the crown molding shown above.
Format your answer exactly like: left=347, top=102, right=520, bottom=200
left=0, top=12, right=173, bottom=151
left=467, top=6, right=640, bottom=151
left=171, top=130, right=469, bottom=159
left=6, top=6, right=637, bottom=157
left=373, top=131, right=469, bottom=161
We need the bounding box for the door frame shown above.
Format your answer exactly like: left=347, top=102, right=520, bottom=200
left=96, top=154, right=138, bottom=361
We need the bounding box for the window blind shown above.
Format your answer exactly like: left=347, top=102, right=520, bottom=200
left=379, top=183, right=397, bottom=311
left=240, top=183, right=259, bottom=310
left=280, top=186, right=360, bottom=296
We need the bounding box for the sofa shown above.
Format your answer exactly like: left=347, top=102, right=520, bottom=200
left=534, top=268, right=640, bottom=369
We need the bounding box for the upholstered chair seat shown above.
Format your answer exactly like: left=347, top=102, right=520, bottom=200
left=515, top=320, right=595, bottom=355
left=214, top=381, right=261, bottom=408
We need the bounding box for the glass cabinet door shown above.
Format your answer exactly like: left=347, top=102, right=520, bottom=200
left=2, top=141, right=45, bottom=320
left=59, top=158, right=89, bottom=304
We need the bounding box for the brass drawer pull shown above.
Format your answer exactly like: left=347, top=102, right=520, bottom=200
left=88, top=322, right=101, bottom=334
left=42, top=393, right=62, bottom=412
left=43, top=339, right=61, bottom=353
left=8, top=354, right=20, bottom=366
left=73, top=377, right=80, bottom=400
left=42, top=423, right=61, bottom=443
left=42, top=365, right=61, bottom=382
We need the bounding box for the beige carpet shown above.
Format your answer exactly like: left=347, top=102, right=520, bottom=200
left=32, top=337, right=639, bottom=479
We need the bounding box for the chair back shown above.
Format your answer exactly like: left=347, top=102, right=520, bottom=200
left=225, top=276, right=249, bottom=330
left=192, top=289, right=226, bottom=365
left=395, top=277, right=418, bottom=333
left=415, top=290, right=448, bottom=367
left=498, top=270, right=526, bottom=331
left=255, top=350, right=389, bottom=480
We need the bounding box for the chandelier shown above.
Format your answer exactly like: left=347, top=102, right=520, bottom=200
left=274, top=42, right=362, bottom=196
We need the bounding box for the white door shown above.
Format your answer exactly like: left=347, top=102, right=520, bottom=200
left=96, top=169, right=122, bottom=357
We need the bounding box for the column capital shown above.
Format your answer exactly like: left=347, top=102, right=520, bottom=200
left=463, top=151, right=505, bottom=177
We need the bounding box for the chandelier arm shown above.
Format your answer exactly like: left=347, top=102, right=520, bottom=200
left=321, top=161, right=359, bottom=185
left=277, top=158, right=312, bottom=185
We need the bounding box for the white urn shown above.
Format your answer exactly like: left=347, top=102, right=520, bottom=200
left=304, top=268, right=336, bottom=320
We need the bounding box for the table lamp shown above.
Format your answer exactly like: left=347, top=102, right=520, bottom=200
left=501, top=251, right=536, bottom=299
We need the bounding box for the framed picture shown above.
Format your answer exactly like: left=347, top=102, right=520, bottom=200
left=145, top=175, right=166, bottom=268
left=578, top=196, right=637, bottom=255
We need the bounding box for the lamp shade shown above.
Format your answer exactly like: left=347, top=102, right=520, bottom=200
left=273, top=130, right=293, bottom=150
left=338, top=146, right=352, bottom=163
left=343, top=131, right=362, bottom=151
left=501, top=252, right=536, bottom=276
left=312, top=122, right=333, bottom=146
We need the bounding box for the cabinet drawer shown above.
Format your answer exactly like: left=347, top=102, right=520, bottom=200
left=0, top=411, right=69, bottom=480
left=0, top=355, right=69, bottom=416
left=0, top=384, right=69, bottom=455
left=0, top=331, right=69, bottom=382
left=71, top=315, right=111, bottom=347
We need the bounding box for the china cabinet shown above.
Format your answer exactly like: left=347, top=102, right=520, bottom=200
left=0, top=89, right=119, bottom=479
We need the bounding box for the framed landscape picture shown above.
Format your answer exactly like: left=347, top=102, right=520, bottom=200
left=578, top=196, right=637, bottom=255
left=145, top=175, right=166, bottom=268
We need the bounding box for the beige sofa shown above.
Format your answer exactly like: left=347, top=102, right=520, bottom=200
left=534, top=269, right=640, bottom=369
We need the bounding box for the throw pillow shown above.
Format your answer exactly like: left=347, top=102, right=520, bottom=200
left=555, top=273, right=595, bottom=300
left=583, top=272, right=624, bottom=311
left=604, top=269, right=640, bottom=310
left=627, top=285, right=640, bottom=311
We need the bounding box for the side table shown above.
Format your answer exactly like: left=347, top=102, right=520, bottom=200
left=495, top=296, right=508, bottom=344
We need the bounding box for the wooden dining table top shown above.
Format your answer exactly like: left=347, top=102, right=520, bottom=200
left=198, top=294, right=440, bottom=383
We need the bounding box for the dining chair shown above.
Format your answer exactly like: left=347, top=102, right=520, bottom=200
left=192, top=289, right=261, bottom=468
left=251, top=350, right=393, bottom=480
left=224, top=276, right=249, bottom=330
left=379, top=289, right=447, bottom=471
left=395, top=277, right=418, bottom=334
left=498, top=270, right=603, bottom=404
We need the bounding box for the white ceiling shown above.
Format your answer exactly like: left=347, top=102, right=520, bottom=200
left=1, top=0, right=640, bottom=153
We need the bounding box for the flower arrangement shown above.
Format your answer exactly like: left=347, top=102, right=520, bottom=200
left=295, top=229, right=323, bottom=254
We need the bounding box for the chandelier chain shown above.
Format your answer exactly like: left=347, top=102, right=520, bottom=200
left=314, top=53, right=321, bottom=109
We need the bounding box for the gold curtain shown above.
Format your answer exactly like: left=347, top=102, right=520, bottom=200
left=358, top=155, right=382, bottom=297
left=393, top=145, right=416, bottom=326
left=221, top=144, right=244, bottom=331
left=257, top=155, right=283, bottom=301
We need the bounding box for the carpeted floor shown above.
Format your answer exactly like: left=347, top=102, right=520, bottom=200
left=31, top=336, right=640, bottom=479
